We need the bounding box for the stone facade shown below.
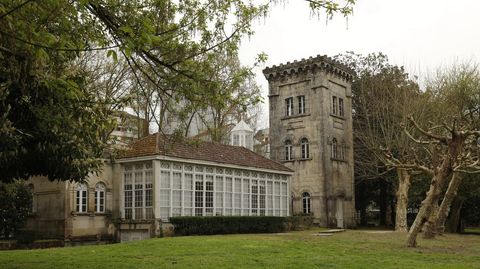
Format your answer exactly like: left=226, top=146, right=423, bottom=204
left=263, top=55, right=356, bottom=228
left=25, top=162, right=117, bottom=243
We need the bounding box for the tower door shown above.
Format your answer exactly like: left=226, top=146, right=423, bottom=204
left=335, top=198, right=344, bottom=228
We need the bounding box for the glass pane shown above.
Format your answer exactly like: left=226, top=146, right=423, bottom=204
left=161, top=171, right=170, bottom=188
left=172, top=172, right=182, bottom=189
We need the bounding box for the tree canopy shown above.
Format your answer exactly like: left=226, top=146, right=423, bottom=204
left=0, top=0, right=355, bottom=183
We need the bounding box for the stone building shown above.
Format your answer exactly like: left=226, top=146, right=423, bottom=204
left=25, top=134, right=292, bottom=242
left=25, top=163, right=116, bottom=243
left=263, top=55, right=356, bottom=228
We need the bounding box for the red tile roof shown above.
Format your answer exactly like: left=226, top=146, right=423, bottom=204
left=119, top=134, right=292, bottom=173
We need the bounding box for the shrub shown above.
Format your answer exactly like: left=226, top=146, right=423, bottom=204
left=0, top=182, right=32, bottom=239
left=170, top=216, right=287, bottom=235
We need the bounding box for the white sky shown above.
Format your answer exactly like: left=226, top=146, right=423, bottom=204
left=239, top=0, right=480, bottom=128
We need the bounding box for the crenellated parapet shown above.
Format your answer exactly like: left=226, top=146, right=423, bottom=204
left=262, top=54, right=355, bottom=82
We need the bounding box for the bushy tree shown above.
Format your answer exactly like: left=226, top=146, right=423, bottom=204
left=0, top=182, right=32, bottom=238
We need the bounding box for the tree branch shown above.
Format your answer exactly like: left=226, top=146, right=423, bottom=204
left=408, top=116, right=449, bottom=144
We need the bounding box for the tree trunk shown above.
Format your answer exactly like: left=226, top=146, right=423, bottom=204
left=395, top=168, right=411, bottom=232
left=445, top=198, right=463, bottom=233
left=406, top=136, right=463, bottom=247
left=423, top=202, right=439, bottom=238
left=435, top=172, right=463, bottom=235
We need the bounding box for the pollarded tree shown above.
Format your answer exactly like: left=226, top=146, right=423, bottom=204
left=412, top=64, right=480, bottom=240
left=405, top=63, right=480, bottom=247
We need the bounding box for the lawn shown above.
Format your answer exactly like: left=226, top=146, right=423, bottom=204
left=1, top=229, right=480, bottom=269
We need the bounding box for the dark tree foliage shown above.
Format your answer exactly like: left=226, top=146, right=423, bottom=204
left=0, top=182, right=32, bottom=238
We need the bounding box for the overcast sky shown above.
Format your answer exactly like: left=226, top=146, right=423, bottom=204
left=239, top=0, right=480, bottom=128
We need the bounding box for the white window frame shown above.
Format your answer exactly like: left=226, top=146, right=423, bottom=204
left=332, top=96, right=337, bottom=115
left=301, top=138, right=309, bottom=159
left=302, top=192, right=311, bottom=214
left=285, top=140, right=293, bottom=161
left=123, top=162, right=153, bottom=220
left=76, top=183, right=88, bottom=213
left=95, top=182, right=106, bottom=213
left=298, top=95, right=306, bottom=114
left=339, top=98, right=344, bottom=117
left=285, top=97, right=294, bottom=116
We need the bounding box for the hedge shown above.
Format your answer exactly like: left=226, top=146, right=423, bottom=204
left=170, top=216, right=287, bottom=235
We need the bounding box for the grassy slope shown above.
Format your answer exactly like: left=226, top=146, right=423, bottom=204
left=2, top=229, right=480, bottom=269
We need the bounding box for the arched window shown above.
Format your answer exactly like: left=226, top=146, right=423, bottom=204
left=285, top=140, right=293, bottom=161
left=341, top=142, right=346, bottom=160
left=331, top=138, right=338, bottom=159
left=95, top=182, right=106, bottom=213
left=301, top=138, right=310, bottom=159
left=76, top=183, right=88, bottom=213
left=302, top=192, right=311, bottom=214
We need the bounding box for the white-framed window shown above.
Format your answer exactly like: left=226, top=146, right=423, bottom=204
left=301, top=138, right=309, bottom=159
left=245, top=134, right=253, bottom=150
left=251, top=180, right=258, bottom=215
left=195, top=175, right=204, bottom=216
left=302, top=192, right=311, bottom=214
left=76, top=183, right=88, bottom=213
left=123, top=162, right=153, bottom=220
left=298, top=95, right=306, bottom=114
left=284, top=140, right=293, bottom=161
left=259, top=181, right=266, bottom=216
left=95, top=182, right=106, bottom=213
left=331, top=138, right=338, bottom=159
left=339, top=98, right=344, bottom=117
left=285, top=97, right=294, bottom=116
left=233, top=134, right=239, bottom=146
left=332, top=96, right=337, bottom=115
left=205, top=175, right=214, bottom=216
left=131, top=162, right=290, bottom=221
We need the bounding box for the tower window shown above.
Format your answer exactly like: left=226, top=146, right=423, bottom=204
left=301, top=138, right=310, bottom=159
left=298, top=96, right=306, bottom=114
left=339, top=98, right=344, bottom=117
left=285, top=97, right=294, bottom=116
left=341, top=142, right=347, bottom=160
left=284, top=140, right=293, bottom=161
left=332, top=96, right=337, bottom=115
left=302, top=192, right=311, bottom=214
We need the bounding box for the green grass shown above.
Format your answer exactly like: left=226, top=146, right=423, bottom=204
left=464, top=228, right=480, bottom=234
left=2, top=229, right=480, bottom=269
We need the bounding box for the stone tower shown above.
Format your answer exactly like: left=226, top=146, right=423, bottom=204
left=263, top=55, right=356, bottom=228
